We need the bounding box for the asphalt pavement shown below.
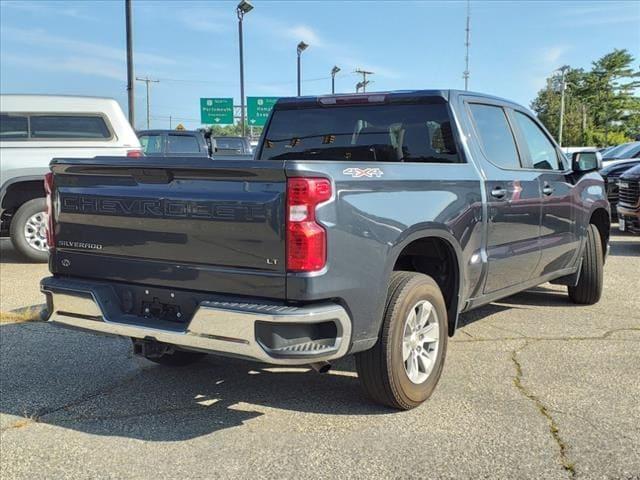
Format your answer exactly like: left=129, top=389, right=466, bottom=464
left=1, top=232, right=639, bottom=479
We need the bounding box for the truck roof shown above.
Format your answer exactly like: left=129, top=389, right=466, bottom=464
left=273, top=89, right=524, bottom=110
left=0, top=94, right=123, bottom=113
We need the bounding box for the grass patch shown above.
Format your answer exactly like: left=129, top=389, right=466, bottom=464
left=0, top=304, right=47, bottom=324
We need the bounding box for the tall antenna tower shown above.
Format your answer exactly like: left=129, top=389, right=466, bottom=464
left=463, top=0, right=471, bottom=90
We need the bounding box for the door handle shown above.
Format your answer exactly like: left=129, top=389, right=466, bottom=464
left=491, top=186, right=506, bottom=199
left=542, top=184, right=554, bottom=196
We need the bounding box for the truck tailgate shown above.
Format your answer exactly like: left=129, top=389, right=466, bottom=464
left=50, top=157, right=286, bottom=298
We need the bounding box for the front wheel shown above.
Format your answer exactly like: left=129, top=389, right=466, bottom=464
left=568, top=224, right=603, bottom=305
left=356, top=271, right=448, bottom=410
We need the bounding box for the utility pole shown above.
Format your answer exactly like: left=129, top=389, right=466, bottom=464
left=355, top=69, right=374, bottom=93
left=557, top=65, right=569, bottom=147
left=125, top=0, right=135, bottom=126
left=136, top=76, right=159, bottom=129
left=463, top=0, right=471, bottom=90
left=169, top=115, right=172, bottom=129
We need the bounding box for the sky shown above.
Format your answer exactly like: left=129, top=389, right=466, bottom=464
left=1, top=0, right=639, bottom=130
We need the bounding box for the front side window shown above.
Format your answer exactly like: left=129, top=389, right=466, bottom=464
left=513, top=111, right=561, bottom=170
left=469, top=104, right=521, bottom=169
left=166, top=134, right=200, bottom=153
left=30, top=115, right=111, bottom=139
left=139, top=134, right=164, bottom=154
left=259, top=102, right=460, bottom=163
left=0, top=114, right=28, bottom=139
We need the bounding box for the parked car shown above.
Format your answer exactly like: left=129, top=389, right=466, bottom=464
left=0, top=94, right=141, bottom=262
left=41, top=90, right=609, bottom=409
left=602, top=141, right=640, bottom=166
left=210, top=136, right=252, bottom=155
left=600, top=159, right=640, bottom=218
left=137, top=129, right=209, bottom=157
left=617, top=164, right=640, bottom=234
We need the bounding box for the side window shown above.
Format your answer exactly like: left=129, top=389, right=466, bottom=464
left=513, top=111, right=561, bottom=170
left=0, top=113, right=29, bottom=139
left=167, top=134, right=200, bottom=153
left=469, top=104, right=521, bottom=169
left=30, top=115, right=111, bottom=139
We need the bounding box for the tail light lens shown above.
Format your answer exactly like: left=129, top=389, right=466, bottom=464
left=44, top=172, right=55, bottom=251
left=286, top=177, right=332, bottom=272
left=127, top=149, right=143, bottom=157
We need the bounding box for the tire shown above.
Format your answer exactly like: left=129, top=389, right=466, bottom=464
left=356, top=271, right=448, bottom=410
left=9, top=198, right=49, bottom=263
left=144, top=350, right=207, bottom=367
left=568, top=224, right=604, bottom=305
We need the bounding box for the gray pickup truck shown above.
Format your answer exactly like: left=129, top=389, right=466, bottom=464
left=41, top=90, right=609, bottom=409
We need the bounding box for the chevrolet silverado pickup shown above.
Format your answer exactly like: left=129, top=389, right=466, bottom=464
left=41, top=90, right=610, bottom=410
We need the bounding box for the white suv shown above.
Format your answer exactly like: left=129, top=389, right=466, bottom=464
left=0, top=95, right=141, bottom=261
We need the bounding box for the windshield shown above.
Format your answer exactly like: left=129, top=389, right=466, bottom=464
left=259, top=103, right=460, bottom=163
left=604, top=142, right=640, bottom=160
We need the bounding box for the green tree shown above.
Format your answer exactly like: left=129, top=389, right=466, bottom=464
left=531, top=49, right=639, bottom=147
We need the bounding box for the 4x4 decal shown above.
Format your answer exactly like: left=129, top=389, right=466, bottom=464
left=343, top=167, right=384, bottom=178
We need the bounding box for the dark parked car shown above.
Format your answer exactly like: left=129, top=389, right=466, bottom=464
left=138, top=129, right=209, bottom=157
left=617, top=164, right=640, bottom=234
left=600, top=159, right=640, bottom=218
left=41, top=90, right=609, bottom=409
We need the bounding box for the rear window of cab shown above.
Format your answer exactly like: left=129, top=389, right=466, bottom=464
left=259, top=103, right=461, bottom=163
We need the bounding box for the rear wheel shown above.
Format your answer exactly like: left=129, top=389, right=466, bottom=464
left=356, top=271, right=448, bottom=410
left=10, top=198, right=49, bottom=263
left=568, top=224, right=604, bottom=305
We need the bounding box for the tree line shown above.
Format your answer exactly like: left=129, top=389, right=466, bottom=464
left=531, top=49, right=639, bottom=147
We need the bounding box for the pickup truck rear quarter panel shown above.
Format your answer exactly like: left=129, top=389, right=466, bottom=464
left=285, top=161, right=484, bottom=349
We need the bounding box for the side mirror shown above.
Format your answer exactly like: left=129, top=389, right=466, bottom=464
left=572, top=151, right=602, bottom=173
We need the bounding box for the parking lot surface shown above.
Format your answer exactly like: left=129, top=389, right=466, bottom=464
left=1, top=232, right=639, bottom=479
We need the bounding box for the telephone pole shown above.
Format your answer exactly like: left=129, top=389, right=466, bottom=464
left=557, top=65, right=569, bottom=147
left=125, top=0, right=135, bottom=125
left=463, top=0, right=471, bottom=90
left=136, top=76, right=159, bottom=129
left=354, top=69, right=374, bottom=93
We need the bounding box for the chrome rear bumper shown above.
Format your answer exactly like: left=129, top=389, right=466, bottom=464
left=41, top=277, right=351, bottom=365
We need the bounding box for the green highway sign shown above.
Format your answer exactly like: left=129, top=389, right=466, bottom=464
left=200, top=98, right=233, bottom=124
left=247, top=97, right=279, bottom=126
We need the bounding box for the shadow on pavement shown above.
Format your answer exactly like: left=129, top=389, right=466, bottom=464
left=0, top=322, right=394, bottom=442
left=0, top=239, right=35, bottom=264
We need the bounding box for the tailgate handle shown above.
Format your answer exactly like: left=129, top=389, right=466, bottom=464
left=133, top=169, right=174, bottom=184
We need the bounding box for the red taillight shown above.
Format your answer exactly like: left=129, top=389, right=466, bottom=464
left=286, top=177, right=332, bottom=272
left=127, top=149, right=143, bottom=157
left=44, top=172, right=55, bottom=251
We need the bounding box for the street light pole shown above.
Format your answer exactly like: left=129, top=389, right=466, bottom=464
left=125, top=0, right=135, bottom=126
left=237, top=1, right=253, bottom=139
left=331, top=65, right=340, bottom=94
left=557, top=65, right=569, bottom=147
left=297, top=41, right=308, bottom=96
left=136, top=76, right=159, bottom=129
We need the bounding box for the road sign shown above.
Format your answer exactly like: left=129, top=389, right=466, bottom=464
left=175, top=123, right=185, bottom=131
left=247, top=97, right=279, bottom=126
left=200, top=98, right=233, bottom=124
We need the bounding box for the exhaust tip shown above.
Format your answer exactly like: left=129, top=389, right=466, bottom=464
left=309, top=361, right=331, bottom=373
